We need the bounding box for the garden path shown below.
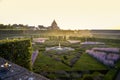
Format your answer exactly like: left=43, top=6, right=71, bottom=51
left=31, top=50, right=39, bottom=65
left=115, top=71, right=120, bottom=80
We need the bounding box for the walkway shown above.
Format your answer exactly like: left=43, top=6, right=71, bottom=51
left=115, top=71, right=120, bottom=80
left=31, top=50, right=39, bottom=65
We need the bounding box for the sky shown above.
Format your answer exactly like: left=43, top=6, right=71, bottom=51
left=0, top=0, right=120, bottom=30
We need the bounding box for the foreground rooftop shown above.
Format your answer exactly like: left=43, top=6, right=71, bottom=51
left=0, top=57, right=49, bottom=80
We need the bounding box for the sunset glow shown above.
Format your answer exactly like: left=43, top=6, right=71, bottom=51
left=0, top=0, right=120, bottom=30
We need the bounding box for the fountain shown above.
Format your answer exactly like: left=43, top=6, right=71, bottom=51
left=57, top=43, right=62, bottom=50
left=46, top=43, right=74, bottom=52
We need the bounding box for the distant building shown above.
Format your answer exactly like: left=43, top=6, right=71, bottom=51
left=48, top=20, right=60, bottom=30
left=38, top=25, right=47, bottom=30
left=37, top=20, right=60, bottom=30
left=28, top=26, right=37, bottom=30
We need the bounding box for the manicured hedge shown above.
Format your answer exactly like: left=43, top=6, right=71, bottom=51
left=69, top=37, right=120, bottom=43
left=0, top=39, right=32, bottom=70
left=104, top=69, right=118, bottom=80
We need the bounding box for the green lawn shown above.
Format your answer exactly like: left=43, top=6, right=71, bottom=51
left=33, top=52, right=108, bottom=73
left=73, top=53, right=108, bottom=70
left=33, top=52, right=71, bottom=72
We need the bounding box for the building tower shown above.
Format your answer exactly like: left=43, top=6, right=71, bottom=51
left=49, top=20, right=60, bottom=30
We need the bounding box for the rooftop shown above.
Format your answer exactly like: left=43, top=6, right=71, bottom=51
left=0, top=57, right=49, bottom=80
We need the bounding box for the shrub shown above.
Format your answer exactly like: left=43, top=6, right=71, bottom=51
left=104, top=69, right=118, bottom=80
left=82, top=74, right=93, bottom=80
left=0, top=39, right=32, bottom=70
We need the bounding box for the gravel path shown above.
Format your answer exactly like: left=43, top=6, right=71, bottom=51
left=115, top=71, right=120, bottom=80
left=31, top=50, right=39, bottom=65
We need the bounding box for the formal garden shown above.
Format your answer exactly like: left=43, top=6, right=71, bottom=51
left=32, top=38, right=120, bottom=80
left=0, top=27, right=120, bottom=80
left=0, top=35, right=119, bottom=80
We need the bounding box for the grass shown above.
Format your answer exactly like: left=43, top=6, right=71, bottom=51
left=104, top=69, right=118, bottom=80
left=73, top=53, right=107, bottom=70
left=33, top=52, right=71, bottom=72
left=107, top=42, right=120, bottom=47
left=33, top=52, right=108, bottom=73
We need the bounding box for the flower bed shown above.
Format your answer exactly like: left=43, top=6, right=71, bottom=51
left=81, top=42, right=105, bottom=45
left=86, top=48, right=120, bottom=67
left=67, top=40, right=80, bottom=44
left=33, top=38, right=48, bottom=43
left=92, top=48, right=120, bottom=53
